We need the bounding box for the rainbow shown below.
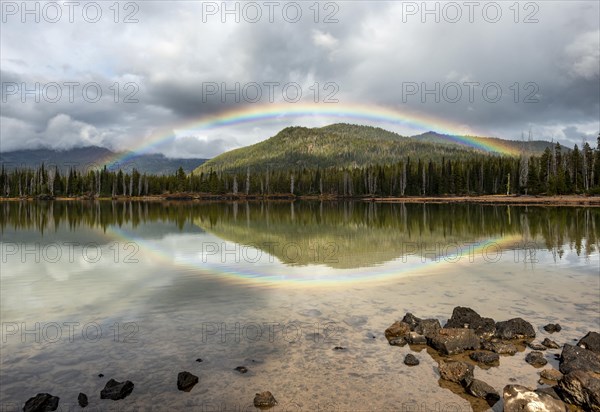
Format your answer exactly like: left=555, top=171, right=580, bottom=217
left=105, top=102, right=520, bottom=169
left=105, top=221, right=524, bottom=288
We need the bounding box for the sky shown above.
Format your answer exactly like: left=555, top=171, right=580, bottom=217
left=1, top=0, right=599, bottom=158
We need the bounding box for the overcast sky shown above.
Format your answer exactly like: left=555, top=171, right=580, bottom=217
left=1, top=0, right=599, bottom=158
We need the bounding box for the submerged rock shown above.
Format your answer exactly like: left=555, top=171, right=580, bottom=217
left=404, top=354, right=419, bottom=366
left=470, top=351, right=500, bottom=366
left=577, top=331, right=600, bottom=354
left=542, top=338, right=561, bottom=349
left=444, top=306, right=495, bottom=338
left=557, top=370, right=600, bottom=411
left=495, top=318, right=535, bottom=340
left=428, top=328, right=480, bottom=355
left=100, top=379, right=134, bottom=400
left=528, top=342, right=547, bottom=351
left=78, top=392, right=88, bottom=408
left=540, top=368, right=563, bottom=381
left=559, top=344, right=600, bottom=374
left=177, top=371, right=199, bottom=392
left=481, top=339, right=518, bottom=355
left=466, top=379, right=500, bottom=406
left=23, top=393, right=60, bottom=412
left=543, top=324, right=562, bottom=333
left=438, top=360, right=474, bottom=385
left=525, top=351, right=548, bottom=367
left=253, top=391, right=278, bottom=408
left=503, top=385, right=567, bottom=412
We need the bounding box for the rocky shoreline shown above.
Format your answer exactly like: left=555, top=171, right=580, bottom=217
left=21, top=306, right=599, bottom=411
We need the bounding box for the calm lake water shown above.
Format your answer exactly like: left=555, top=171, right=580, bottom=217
left=1, top=201, right=599, bottom=411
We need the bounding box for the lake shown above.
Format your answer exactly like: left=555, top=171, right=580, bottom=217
left=1, top=201, right=599, bottom=411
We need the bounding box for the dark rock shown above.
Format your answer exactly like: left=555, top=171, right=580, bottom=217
left=544, top=324, right=562, bottom=333
left=253, top=391, right=278, bottom=408
left=100, top=379, right=134, bottom=400
left=481, top=339, right=518, bottom=355
left=234, top=366, right=248, bottom=374
left=384, top=321, right=411, bottom=343
left=525, top=351, right=548, bottom=367
left=23, top=393, right=59, bottom=412
left=445, top=306, right=496, bottom=338
left=528, top=342, right=547, bottom=351
left=405, top=332, right=427, bottom=345
left=559, top=344, right=600, bottom=374
left=469, top=351, right=500, bottom=366
left=466, top=379, right=500, bottom=406
left=495, top=318, right=535, bottom=340
left=333, top=346, right=346, bottom=351
left=535, top=386, right=562, bottom=401
left=389, top=337, right=407, bottom=347
left=542, top=338, right=561, bottom=349
left=428, top=328, right=480, bottom=355
left=557, top=370, right=600, bottom=411
left=438, top=360, right=474, bottom=386
left=177, top=371, right=199, bottom=392
left=540, top=368, right=563, bottom=381
left=404, top=354, right=419, bottom=366
left=578, top=331, right=600, bottom=354
left=415, top=319, right=442, bottom=339
left=78, top=393, right=88, bottom=408
left=401, top=313, right=422, bottom=330
left=195, top=358, right=203, bottom=363
left=503, top=385, right=567, bottom=412
left=98, top=374, right=104, bottom=378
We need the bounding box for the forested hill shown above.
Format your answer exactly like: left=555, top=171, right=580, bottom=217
left=195, top=123, right=556, bottom=174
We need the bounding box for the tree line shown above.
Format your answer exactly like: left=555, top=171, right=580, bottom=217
left=2, top=137, right=600, bottom=198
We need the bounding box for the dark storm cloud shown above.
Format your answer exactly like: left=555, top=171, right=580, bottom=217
left=1, top=1, right=598, bottom=157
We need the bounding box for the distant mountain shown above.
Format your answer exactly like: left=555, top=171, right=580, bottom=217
left=194, top=123, right=557, bottom=174
left=0, top=146, right=206, bottom=175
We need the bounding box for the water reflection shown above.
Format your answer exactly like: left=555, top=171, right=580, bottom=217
left=2, top=201, right=598, bottom=269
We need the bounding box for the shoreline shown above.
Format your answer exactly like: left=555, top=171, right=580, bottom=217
left=1, top=194, right=599, bottom=206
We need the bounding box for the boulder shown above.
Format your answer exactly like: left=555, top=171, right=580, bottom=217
left=77, top=392, right=88, bottom=408
left=525, top=351, right=548, bottom=367
left=404, top=354, right=419, bottom=366
left=100, top=379, right=134, bottom=400
left=438, top=360, right=474, bottom=385
left=495, top=318, right=535, bottom=340
left=557, top=370, right=600, bottom=411
left=389, top=337, right=407, bottom=347
left=543, top=324, right=562, bottom=333
left=253, top=391, right=278, bottom=408
left=559, top=344, right=600, bottom=374
left=465, top=379, right=500, bottom=406
left=481, top=339, right=518, bottom=355
left=503, top=385, right=567, bottom=412
left=401, top=313, right=422, bottom=330
left=384, top=321, right=411, bottom=343
left=428, top=328, right=480, bottom=355
left=469, top=351, right=500, bottom=366
left=444, top=306, right=496, bottom=338
left=577, top=331, right=600, bottom=354
left=23, top=393, right=60, bottom=412
left=177, top=371, right=199, bottom=392
left=415, top=319, right=442, bottom=338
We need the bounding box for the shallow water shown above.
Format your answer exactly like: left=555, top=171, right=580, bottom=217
left=1, top=201, right=599, bottom=411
